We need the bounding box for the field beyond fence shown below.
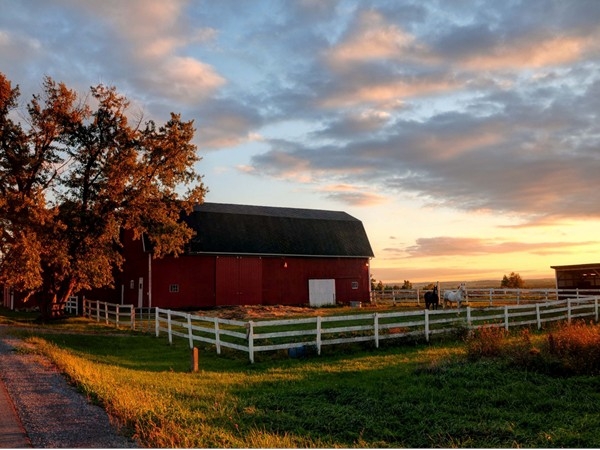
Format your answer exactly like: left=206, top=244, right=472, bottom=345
left=75, top=290, right=600, bottom=363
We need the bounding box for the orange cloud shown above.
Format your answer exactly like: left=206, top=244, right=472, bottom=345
left=462, top=35, right=589, bottom=71
left=326, top=10, right=423, bottom=69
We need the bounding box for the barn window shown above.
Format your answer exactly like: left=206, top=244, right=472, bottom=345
left=351, top=281, right=359, bottom=290
left=169, top=284, right=179, bottom=293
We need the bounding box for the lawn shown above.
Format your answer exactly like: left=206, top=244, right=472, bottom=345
left=2, top=309, right=600, bottom=448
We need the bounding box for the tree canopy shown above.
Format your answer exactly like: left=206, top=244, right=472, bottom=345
left=0, top=73, right=206, bottom=317
left=500, top=272, right=525, bottom=289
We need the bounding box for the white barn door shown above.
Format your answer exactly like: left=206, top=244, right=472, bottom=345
left=309, top=279, right=336, bottom=306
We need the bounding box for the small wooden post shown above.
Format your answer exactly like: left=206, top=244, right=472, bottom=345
left=190, top=347, right=199, bottom=373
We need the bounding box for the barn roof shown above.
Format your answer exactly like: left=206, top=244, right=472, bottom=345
left=551, top=263, right=600, bottom=271
left=180, top=202, right=374, bottom=258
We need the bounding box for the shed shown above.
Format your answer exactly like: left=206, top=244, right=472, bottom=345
left=551, top=263, right=600, bottom=296
left=118, top=202, right=375, bottom=309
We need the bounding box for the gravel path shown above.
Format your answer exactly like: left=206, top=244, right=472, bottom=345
left=0, top=330, right=138, bottom=448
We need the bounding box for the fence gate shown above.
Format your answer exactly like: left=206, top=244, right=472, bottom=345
left=309, top=279, right=336, bottom=306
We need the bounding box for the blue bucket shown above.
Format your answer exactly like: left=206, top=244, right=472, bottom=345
left=288, top=346, right=307, bottom=358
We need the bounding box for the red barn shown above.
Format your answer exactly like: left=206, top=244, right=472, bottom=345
left=118, top=203, right=374, bottom=309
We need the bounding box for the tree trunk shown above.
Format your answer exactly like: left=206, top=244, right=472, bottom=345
left=37, top=280, right=75, bottom=321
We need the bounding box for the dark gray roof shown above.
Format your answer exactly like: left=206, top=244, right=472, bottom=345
left=181, top=202, right=374, bottom=257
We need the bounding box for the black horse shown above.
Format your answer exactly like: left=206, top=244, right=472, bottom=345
left=424, top=286, right=439, bottom=310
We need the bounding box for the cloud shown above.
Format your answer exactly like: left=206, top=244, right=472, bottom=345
left=324, top=9, right=427, bottom=70
left=317, top=184, right=388, bottom=206
left=393, top=237, right=596, bottom=258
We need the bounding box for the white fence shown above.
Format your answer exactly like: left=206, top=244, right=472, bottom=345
left=371, top=287, right=600, bottom=306
left=82, top=299, right=135, bottom=329
left=154, top=296, right=600, bottom=363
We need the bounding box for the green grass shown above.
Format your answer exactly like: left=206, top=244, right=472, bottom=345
left=3, top=309, right=600, bottom=447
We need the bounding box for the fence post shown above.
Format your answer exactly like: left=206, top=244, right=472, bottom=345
left=187, top=314, right=194, bottom=349
left=595, top=298, right=599, bottom=322
left=316, top=316, right=322, bottom=355
left=504, top=305, right=509, bottom=331
left=373, top=313, right=379, bottom=348
left=167, top=310, right=173, bottom=345
left=214, top=318, right=221, bottom=354
left=104, top=303, right=109, bottom=325
left=96, top=300, right=100, bottom=322
left=131, top=306, right=135, bottom=331
left=516, top=290, right=520, bottom=305
left=567, top=299, right=572, bottom=323
left=116, top=305, right=120, bottom=328
left=155, top=308, right=160, bottom=337
left=536, top=303, right=541, bottom=330
left=489, top=289, right=493, bottom=306
left=466, top=306, right=472, bottom=328
left=247, top=321, right=255, bottom=364
left=424, top=309, right=429, bottom=342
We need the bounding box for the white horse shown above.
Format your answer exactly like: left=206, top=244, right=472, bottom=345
left=443, top=283, right=467, bottom=309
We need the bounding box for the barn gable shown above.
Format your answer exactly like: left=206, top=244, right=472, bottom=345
left=180, top=203, right=375, bottom=258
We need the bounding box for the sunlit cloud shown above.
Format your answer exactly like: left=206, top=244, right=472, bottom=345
left=396, top=237, right=596, bottom=258
left=325, top=10, right=427, bottom=69
left=461, top=35, right=590, bottom=71
left=318, top=184, right=388, bottom=206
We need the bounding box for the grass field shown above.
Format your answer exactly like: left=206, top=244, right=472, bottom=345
left=2, top=308, right=600, bottom=448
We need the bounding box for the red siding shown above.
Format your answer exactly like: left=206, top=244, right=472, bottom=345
left=215, top=256, right=262, bottom=305
left=95, top=233, right=371, bottom=309
left=152, top=255, right=215, bottom=309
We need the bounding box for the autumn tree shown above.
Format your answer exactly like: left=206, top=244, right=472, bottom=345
left=0, top=73, right=206, bottom=318
left=500, top=272, right=525, bottom=289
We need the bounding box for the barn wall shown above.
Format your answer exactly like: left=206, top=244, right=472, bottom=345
left=261, top=256, right=370, bottom=306
left=215, top=256, right=262, bottom=306
left=120, top=230, right=151, bottom=307
left=102, top=232, right=372, bottom=309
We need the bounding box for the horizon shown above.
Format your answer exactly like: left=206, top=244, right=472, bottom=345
left=2, top=1, right=600, bottom=283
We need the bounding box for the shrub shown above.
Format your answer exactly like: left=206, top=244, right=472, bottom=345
left=545, top=321, right=600, bottom=375
left=465, top=325, right=508, bottom=360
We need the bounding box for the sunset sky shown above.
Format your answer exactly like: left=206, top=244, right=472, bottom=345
left=2, top=1, right=600, bottom=283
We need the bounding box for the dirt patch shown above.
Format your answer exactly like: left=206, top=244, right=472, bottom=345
left=196, top=305, right=321, bottom=321
left=192, top=302, right=391, bottom=321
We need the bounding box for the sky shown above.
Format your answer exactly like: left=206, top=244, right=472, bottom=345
left=2, top=0, right=600, bottom=284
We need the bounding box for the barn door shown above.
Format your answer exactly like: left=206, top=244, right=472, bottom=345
left=309, top=279, right=336, bottom=306
left=216, top=256, right=262, bottom=305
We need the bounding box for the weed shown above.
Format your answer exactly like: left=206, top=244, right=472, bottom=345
left=545, top=321, right=600, bottom=375
left=465, top=325, right=508, bottom=360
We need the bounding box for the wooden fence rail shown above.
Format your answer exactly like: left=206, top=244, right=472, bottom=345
left=82, top=299, right=135, bottom=329
left=371, top=287, right=600, bottom=306
left=153, top=296, right=600, bottom=363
